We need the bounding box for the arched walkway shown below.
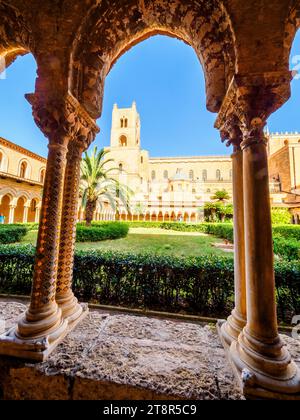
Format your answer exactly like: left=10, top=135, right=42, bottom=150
left=0, top=194, right=11, bottom=224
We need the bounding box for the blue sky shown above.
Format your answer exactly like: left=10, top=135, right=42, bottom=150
left=0, top=32, right=299, bottom=158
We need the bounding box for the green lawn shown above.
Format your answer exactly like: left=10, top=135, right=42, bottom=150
left=21, top=228, right=232, bottom=257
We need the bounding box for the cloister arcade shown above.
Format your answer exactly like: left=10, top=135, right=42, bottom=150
left=0, top=0, right=300, bottom=400
left=0, top=188, right=41, bottom=224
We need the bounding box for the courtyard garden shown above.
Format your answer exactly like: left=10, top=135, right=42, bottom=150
left=0, top=220, right=299, bottom=325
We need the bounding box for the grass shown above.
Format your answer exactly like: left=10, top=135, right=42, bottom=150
left=20, top=228, right=232, bottom=258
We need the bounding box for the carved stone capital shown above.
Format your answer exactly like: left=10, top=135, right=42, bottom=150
left=26, top=92, right=99, bottom=148
left=215, top=71, right=292, bottom=149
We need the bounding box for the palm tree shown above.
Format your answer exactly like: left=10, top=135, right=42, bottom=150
left=80, top=147, right=132, bottom=226
left=210, top=190, right=230, bottom=202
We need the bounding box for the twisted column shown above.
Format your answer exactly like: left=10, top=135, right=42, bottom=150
left=56, top=117, right=98, bottom=321
left=15, top=95, right=82, bottom=344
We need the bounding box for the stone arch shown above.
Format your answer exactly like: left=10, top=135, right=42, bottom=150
left=0, top=194, right=12, bottom=224
left=71, top=0, right=236, bottom=118
left=0, top=3, right=34, bottom=71
left=283, top=0, right=300, bottom=65
left=14, top=196, right=26, bottom=223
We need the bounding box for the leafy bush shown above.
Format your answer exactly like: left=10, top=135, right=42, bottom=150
left=0, top=245, right=298, bottom=323
left=76, top=222, right=129, bottom=242
left=273, top=225, right=300, bottom=241
left=273, top=235, right=300, bottom=261
left=271, top=208, right=292, bottom=225
left=0, top=225, right=28, bottom=244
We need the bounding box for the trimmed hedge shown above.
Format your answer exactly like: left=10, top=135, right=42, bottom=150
left=273, top=225, right=300, bottom=241
left=0, top=245, right=298, bottom=323
left=76, top=222, right=129, bottom=242
left=273, top=235, right=300, bottom=261
left=0, top=225, right=28, bottom=244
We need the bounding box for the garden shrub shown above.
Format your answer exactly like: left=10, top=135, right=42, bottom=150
left=76, top=222, right=129, bottom=242
left=273, top=225, right=300, bottom=241
left=0, top=225, right=28, bottom=244
left=271, top=208, right=292, bottom=225
left=273, top=235, right=300, bottom=261
left=0, top=245, right=299, bottom=323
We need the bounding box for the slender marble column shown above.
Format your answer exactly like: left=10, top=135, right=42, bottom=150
left=221, top=144, right=246, bottom=345
left=231, top=128, right=300, bottom=395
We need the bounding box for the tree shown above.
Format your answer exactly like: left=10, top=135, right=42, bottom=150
left=80, top=147, right=132, bottom=226
left=210, top=189, right=230, bottom=202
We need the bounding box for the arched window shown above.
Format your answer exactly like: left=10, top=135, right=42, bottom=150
left=120, top=119, right=124, bottom=128
left=216, top=169, right=221, bottom=180
left=20, top=161, right=27, bottom=178
left=124, top=118, right=128, bottom=128
left=202, top=170, right=207, bottom=181
left=119, top=135, right=127, bottom=147
left=151, top=170, right=156, bottom=180
left=163, top=170, right=168, bottom=180
left=141, top=156, right=144, bottom=164
left=189, top=170, right=194, bottom=180
left=40, top=169, right=46, bottom=183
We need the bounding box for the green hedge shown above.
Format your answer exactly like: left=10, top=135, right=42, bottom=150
left=0, top=245, right=298, bottom=323
left=273, top=235, right=300, bottom=261
left=273, top=225, right=300, bottom=241
left=0, top=225, right=28, bottom=244
left=76, top=222, right=129, bottom=242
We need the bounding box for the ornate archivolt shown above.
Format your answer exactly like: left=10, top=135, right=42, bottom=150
left=72, top=0, right=236, bottom=118
left=0, top=2, right=33, bottom=69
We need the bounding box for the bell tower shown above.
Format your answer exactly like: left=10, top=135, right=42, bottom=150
left=110, top=102, right=141, bottom=149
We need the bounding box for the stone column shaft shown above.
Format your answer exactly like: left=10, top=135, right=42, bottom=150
left=56, top=141, right=83, bottom=321
left=17, top=140, right=69, bottom=339
left=9, top=205, right=15, bottom=224
left=230, top=134, right=300, bottom=395
left=221, top=145, right=246, bottom=345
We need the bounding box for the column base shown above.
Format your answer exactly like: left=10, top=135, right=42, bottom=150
left=218, top=310, right=246, bottom=347
left=217, top=321, right=300, bottom=400
left=0, top=304, right=88, bottom=362
left=56, top=293, right=84, bottom=323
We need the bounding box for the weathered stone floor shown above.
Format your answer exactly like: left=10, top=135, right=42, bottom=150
left=0, top=301, right=299, bottom=400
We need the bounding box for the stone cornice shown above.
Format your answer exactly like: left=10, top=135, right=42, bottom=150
left=0, top=137, right=47, bottom=164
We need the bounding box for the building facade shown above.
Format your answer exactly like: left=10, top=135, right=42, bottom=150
left=0, top=137, right=45, bottom=224
left=0, top=103, right=300, bottom=224
left=105, top=103, right=300, bottom=223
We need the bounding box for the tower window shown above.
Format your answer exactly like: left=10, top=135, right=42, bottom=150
left=124, top=118, right=128, bottom=128
left=119, top=135, right=127, bottom=147
left=202, top=170, right=207, bottom=181
left=141, top=156, right=144, bottom=164
left=163, top=170, right=168, bottom=180
left=151, top=170, right=156, bottom=180
left=216, top=169, right=221, bottom=181
left=119, top=163, right=123, bottom=172
left=120, top=119, right=124, bottom=128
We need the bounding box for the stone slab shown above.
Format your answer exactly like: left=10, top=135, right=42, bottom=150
left=0, top=301, right=299, bottom=400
